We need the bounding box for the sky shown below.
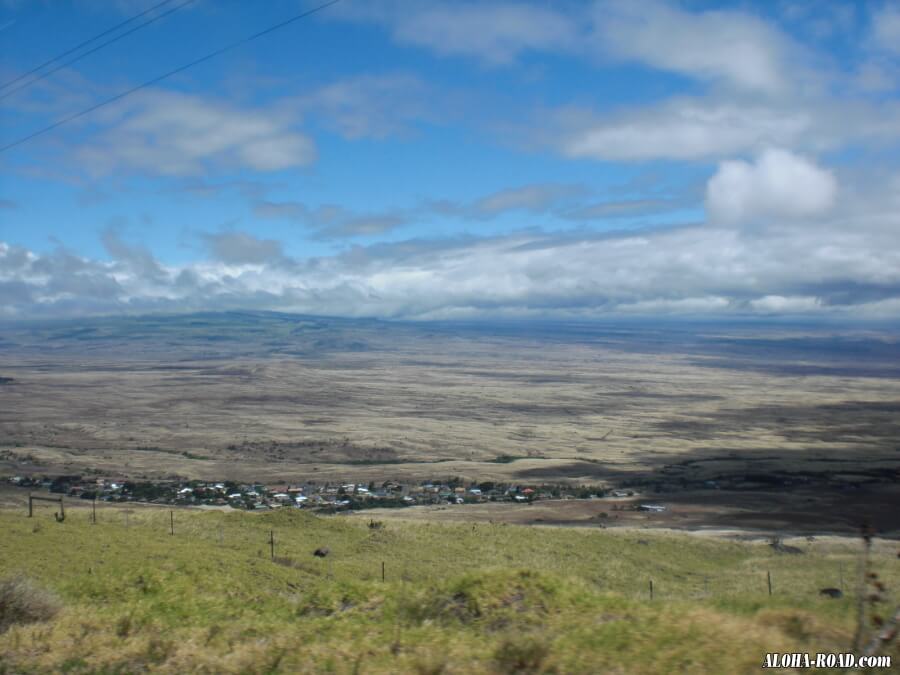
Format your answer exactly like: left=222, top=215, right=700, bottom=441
left=1, top=0, right=899, bottom=321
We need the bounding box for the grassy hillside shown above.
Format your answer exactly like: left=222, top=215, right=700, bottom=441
left=0, top=506, right=897, bottom=674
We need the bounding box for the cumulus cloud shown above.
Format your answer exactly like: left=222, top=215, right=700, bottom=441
left=705, top=148, right=837, bottom=225
left=76, top=89, right=316, bottom=176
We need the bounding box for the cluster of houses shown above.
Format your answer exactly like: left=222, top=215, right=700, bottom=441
left=5, top=475, right=653, bottom=511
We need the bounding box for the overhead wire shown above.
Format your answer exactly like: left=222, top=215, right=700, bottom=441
left=0, top=0, right=178, bottom=93
left=0, top=0, right=198, bottom=102
left=0, top=0, right=341, bottom=155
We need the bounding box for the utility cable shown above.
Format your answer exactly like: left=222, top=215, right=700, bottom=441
left=0, top=0, right=197, bottom=102
left=0, top=0, right=341, bottom=155
left=0, top=0, right=178, bottom=93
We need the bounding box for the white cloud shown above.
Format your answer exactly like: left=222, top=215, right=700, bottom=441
left=471, top=184, right=584, bottom=215
left=335, top=1, right=580, bottom=65
left=335, top=0, right=795, bottom=93
left=872, top=3, right=900, bottom=55
left=202, top=232, right=285, bottom=265
left=705, top=148, right=837, bottom=224
left=77, top=90, right=316, bottom=176
left=430, top=183, right=587, bottom=219
left=558, top=100, right=810, bottom=161
left=397, top=3, right=577, bottom=65
left=592, top=0, right=793, bottom=94
left=294, top=73, right=440, bottom=139
left=252, top=200, right=410, bottom=239
left=562, top=198, right=681, bottom=220
left=749, top=295, right=821, bottom=313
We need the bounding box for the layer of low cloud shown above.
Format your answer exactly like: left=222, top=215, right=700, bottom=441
left=4, top=168, right=900, bottom=319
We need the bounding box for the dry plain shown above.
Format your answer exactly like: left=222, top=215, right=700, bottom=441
left=1, top=312, right=898, bottom=535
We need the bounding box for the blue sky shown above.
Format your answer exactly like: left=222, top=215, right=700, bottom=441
left=1, top=0, right=900, bottom=320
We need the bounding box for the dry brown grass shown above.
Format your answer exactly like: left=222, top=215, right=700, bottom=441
left=0, top=575, right=61, bottom=634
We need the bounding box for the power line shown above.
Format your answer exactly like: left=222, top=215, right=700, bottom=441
left=0, top=0, right=197, bottom=102
left=0, top=0, right=341, bottom=155
left=0, top=0, right=178, bottom=93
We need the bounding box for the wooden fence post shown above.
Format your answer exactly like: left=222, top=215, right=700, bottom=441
left=269, top=530, right=275, bottom=560
left=170, top=510, right=174, bottom=536
left=28, top=494, right=65, bottom=521
left=767, top=570, right=772, bottom=596
left=382, top=561, right=385, bottom=582
left=649, top=579, right=654, bottom=600
left=92, top=498, right=97, bottom=525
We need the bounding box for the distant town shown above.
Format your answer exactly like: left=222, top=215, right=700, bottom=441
left=6, top=474, right=666, bottom=512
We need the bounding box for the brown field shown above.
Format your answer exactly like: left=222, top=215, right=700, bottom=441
left=356, top=484, right=900, bottom=537
left=1, top=313, right=898, bottom=535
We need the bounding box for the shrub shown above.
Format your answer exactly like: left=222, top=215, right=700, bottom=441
left=493, top=632, right=551, bottom=674
left=0, top=576, right=61, bottom=633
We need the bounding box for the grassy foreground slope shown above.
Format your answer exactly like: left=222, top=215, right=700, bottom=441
left=0, top=507, right=897, bottom=674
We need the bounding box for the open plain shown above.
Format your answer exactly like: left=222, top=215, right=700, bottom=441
left=1, top=312, right=899, bottom=535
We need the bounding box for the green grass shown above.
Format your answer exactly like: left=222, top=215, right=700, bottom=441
left=0, top=506, right=896, bottom=674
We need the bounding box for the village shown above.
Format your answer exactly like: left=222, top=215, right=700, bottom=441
left=5, top=474, right=668, bottom=513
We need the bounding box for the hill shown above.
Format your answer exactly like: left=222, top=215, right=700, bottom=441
left=1, top=503, right=896, bottom=673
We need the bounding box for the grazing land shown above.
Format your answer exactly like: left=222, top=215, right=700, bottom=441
left=0, top=501, right=897, bottom=673
left=1, top=312, right=899, bottom=535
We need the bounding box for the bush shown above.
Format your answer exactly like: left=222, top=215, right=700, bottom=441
left=493, top=632, right=551, bottom=674
left=0, top=576, right=61, bottom=633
